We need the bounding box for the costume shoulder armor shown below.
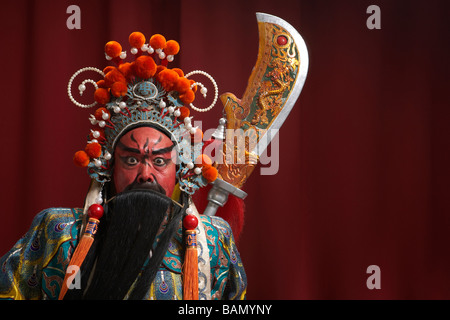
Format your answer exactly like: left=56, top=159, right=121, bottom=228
left=0, top=208, right=83, bottom=299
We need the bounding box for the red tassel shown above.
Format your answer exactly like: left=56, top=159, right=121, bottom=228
left=182, top=214, right=199, bottom=300
left=58, top=204, right=104, bottom=300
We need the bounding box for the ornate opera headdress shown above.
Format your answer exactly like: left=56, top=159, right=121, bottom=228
left=68, top=32, right=219, bottom=195
left=59, top=32, right=218, bottom=300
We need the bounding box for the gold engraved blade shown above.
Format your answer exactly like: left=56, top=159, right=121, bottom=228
left=215, top=13, right=309, bottom=189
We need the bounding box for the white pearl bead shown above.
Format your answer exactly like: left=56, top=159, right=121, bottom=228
left=102, top=111, right=109, bottom=120
left=141, top=44, right=149, bottom=51
left=94, top=159, right=102, bottom=167
left=148, top=46, right=154, bottom=54
left=194, top=167, right=202, bottom=175
left=190, top=127, right=197, bottom=135
left=159, top=52, right=166, bottom=60
left=184, top=117, right=192, bottom=124
left=186, top=208, right=193, bottom=214
left=131, top=47, right=138, bottom=54
left=92, top=130, right=100, bottom=138
left=167, top=55, right=174, bottom=62
left=159, top=100, right=166, bottom=108
left=98, top=121, right=106, bottom=128
left=113, top=106, right=120, bottom=113
left=174, top=109, right=181, bottom=117
left=119, top=101, right=127, bottom=109
left=89, top=115, right=98, bottom=125
left=187, top=162, right=194, bottom=169
left=120, top=51, right=127, bottom=59
left=168, top=106, right=175, bottom=113
left=185, top=123, right=192, bottom=131
left=105, top=53, right=112, bottom=61
left=200, top=87, right=207, bottom=95
left=104, top=152, right=112, bottom=160
left=78, top=84, right=86, bottom=92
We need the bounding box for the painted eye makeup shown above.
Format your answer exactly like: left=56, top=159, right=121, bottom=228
left=121, top=156, right=139, bottom=166
left=153, top=157, right=171, bottom=167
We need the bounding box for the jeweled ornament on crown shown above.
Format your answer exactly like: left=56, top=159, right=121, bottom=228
left=132, top=80, right=158, bottom=100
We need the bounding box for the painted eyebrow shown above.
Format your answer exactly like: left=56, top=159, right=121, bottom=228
left=117, top=141, right=140, bottom=154
left=117, top=141, right=174, bottom=156
left=152, top=144, right=175, bottom=156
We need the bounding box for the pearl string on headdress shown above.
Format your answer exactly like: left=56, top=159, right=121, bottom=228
left=184, top=70, right=218, bottom=113
left=68, top=67, right=106, bottom=108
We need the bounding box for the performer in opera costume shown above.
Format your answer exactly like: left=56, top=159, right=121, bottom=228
left=0, top=13, right=308, bottom=300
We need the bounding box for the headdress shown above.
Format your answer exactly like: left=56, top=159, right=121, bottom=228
left=59, top=31, right=218, bottom=300
left=69, top=32, right=219, bottom=195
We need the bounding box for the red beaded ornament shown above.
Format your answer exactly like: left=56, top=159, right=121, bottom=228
left=183, top=213, right=198, bottom=230
left=87, top=203, right=104, bottom=220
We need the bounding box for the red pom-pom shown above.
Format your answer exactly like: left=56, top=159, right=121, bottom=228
left=189, top=79, right=198, bottom=93
left=172, top=68, right=184, bottom=77
left=118, top=62, right=133, bottom=81
left=103, top=66, right=116, bottom=74
left=96, top=80, right=107, bottom=88
left=133, top=55, right=157, bottom=79
left=85, top=142, right=102, bottom=158
left=149, top=34, right=166, bottom=49
left=202, top=166, right=218, bottom=183
left=174, top=77, right=191, bottom=94
left=178, top=106, right=190, bottom=120
left=156, top=69, right=179, bottom=92
left=111, top=81, right=128, bottom=97
left=195, top=154, right=212, bottom=168
left=129, top=32, right=146, bottom=48
left=104, top=69, right=126, bottom=87
left=183, top=214, right=198, bottom=230
left=165, top=40, right=180, bottom=55
left=73, top=150, right=90, bottom=167
left=179, top=90, right=195, bottom=104
left=94, top=88, right=110, bottom=105
left=105, top=41, right=122, bottom=58
left=88, top=204, right=104, bottom=220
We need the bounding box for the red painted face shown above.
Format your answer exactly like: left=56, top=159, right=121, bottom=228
left=113, top=126, right=177, bottom=197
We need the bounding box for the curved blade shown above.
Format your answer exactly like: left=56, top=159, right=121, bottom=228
left=251, top=12, right=309, bottom=155
left=216, top=12, right=309, bottom=189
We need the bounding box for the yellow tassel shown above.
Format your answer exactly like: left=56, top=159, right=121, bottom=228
left=58, top=217, right=100, bottom=300
left=183, top=230, right=198, bottom=300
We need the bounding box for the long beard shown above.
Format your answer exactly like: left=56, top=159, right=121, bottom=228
left=65, top=188, right=185, bottom=300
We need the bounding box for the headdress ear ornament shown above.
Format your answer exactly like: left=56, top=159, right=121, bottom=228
left=184, top=70, right=218, bottom=113
left=67, top=67, right=105, bottom=108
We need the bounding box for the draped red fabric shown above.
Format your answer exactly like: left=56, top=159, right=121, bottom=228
left=1, top=0, right=449, bottom=299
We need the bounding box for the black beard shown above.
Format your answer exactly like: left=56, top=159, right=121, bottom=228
left=65, top=188, right=186, bottom=300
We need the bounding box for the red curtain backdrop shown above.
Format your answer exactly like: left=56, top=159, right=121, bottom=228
left=1, top=0, right=449, bottom=299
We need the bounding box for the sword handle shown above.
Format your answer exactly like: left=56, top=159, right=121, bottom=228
left=203, top=179, right=247, bottom=216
